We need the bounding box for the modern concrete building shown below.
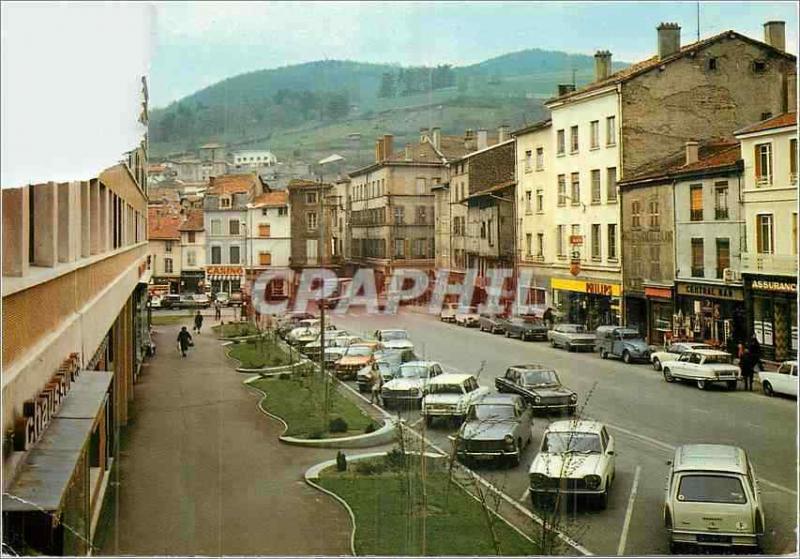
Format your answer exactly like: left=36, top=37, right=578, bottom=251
left=232, top=149, right=277, bottom=170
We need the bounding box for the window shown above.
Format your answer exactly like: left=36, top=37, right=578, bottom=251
left=707, top=57, right=718, bottom=71
left=714, top=182, right=729, bottom=219
left=220, top=197, right=231, bottom=208
left=755, top=143, right=772, bottom=186
left=607, top=224, right=617, bottom=260
left=536, top=147, right=544, bottom=170
left=570, top=172, right=580, bottom=205
left=536, top=189, right=543, bottom=212
left=648, top=199, right=660, bottom=229
left=557, top=175, right=566, bottom=206
left=394, top=206, right=405, bottom=224
left=606, top=167, right=617, bottom=202
left=187, top=231, right=196, bottom=243
left=790, top=138, right=797, bottom=184
left=591, top=169, right=601, bottom=204
left=606, top=116, right=616, bottom=146
left=164, top=257, right=173, bottom=273
left=590, top=120, right=599, bottom=149
left=278, top=206, right=288, bottom=216
left=211, top=245, right=221, bottom=264
left=752, top=60, right=767, bottom=73
left=258, top=223, right=271, bottom=237
left=487, top=218, right=494, bottom=246
left=525, top=233, right=532, bottom=257
left=229, top=220, right=240, bottom=235
left=480, top=221, right=486, bottom=239
left=394, top=238, right=405, bottom=258
left=187, top=250, right=196, bottom=266
left=631, top=200, right=641, bottom=228
left=525, top=191, right=532, bottom=214
left=306, top=239, right=318, bottom=262
left=307, top=211, right=318, bottom=231
left=413, top=238, right=427, bottom=258
left=230, top=246, right=240, bottom=264
left=716, top=238, right=730, bottom=279
left=211, top=219, right=221, bottom=235
left=416, top=206, right=427, bottom=224
left=557, top=225, right=566, bottom=257
left=557, top=129, right=565, bottom=155
left=690, top=185, right=703, bottom=221
left=570, top=125, right=579, bottom=153
left=756, top=214, right=774, bottom=254
left=794, top=213, right=798, bottom=255
left=525, top=150, right=532, bottom=172
left=259, top=251, right=272, bottom=266
left=691, top=238, right=704, bottom=277
left=306, top=192, right=317, bottom=204
left=415, top=177, right=427, bottom=195
left=537, top=233, right=544, bottom=257
left=591, top=224, right=601, bottom=260
left=165, top=240, right=172, bottom=253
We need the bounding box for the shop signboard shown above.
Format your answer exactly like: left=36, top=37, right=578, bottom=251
left=551, top=278, right=622, bottom=297
left=751, top=279, right=797, bottom=293
left=676, top=282, right=744, bottom=301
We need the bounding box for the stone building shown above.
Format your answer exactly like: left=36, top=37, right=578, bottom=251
left=148, top=205, right=183, bottom=293
left=287, top=179, right=335, bottom=270
left=178, top=208, right=206, bottom=293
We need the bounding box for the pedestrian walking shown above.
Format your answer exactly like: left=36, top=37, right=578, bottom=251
left=214, top=300, right=222, bottom=321
left=748, top=335, right=764, bottom=372
left=370, top=369, right=382, bottom=405
left=177, top=326, right=193, bottom=358
left=739, top=348, right=755, bottom=391
left=194, top=310, right=204, bottom=334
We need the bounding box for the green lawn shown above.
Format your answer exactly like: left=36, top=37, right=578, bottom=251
left=251, top=374, right=376, bottom=438
left=318, top=455, right=539, bottom=556
left=150, top=313, right=193, bottom=325
left=212, top=321, right=260, bottom=338
left=228, top=338, right=294, bottom=368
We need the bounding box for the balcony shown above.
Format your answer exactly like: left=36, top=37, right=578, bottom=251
left=755, top=175, right=773, bottom=187
left=691, top=267, right=704, bottom=278
left=690, top=210, right=704, bottom=221
left=741, top=252, right=798, bottom=275
left=715, top=208, right=729, bottom=220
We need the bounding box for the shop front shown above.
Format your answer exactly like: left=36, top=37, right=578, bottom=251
left=744, top=275, right=797, bottom=362
left=644, top=286, right=674, bottom=345
left=624, top=292, right=647, bottom=336
left=180, top=270, right=206, bottom=294
left=551, top=278, right=622, bottom=331
left=206, top=266, right=244, bottom=295
left=674, top=281, right=746, bottom=353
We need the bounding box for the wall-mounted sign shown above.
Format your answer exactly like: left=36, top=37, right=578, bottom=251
left=751, top=279, right=797, bottom=294
left=676, top=282, right=744, bottom=301
left=551, top=278, right=622, bottom=297
left=569, top=235, right=584, bottom=245
left=645, top=286, right=673, bottom=299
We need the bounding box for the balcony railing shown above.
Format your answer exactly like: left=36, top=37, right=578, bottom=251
left=755, top=175, right=773, bottom=187
left=690, top=210, right=704, bottom=221
left=691, top=266, right=705, bottom=278
left=741, top=252, right=798, bottom=275
left=715, top=208, right=729, bottom=220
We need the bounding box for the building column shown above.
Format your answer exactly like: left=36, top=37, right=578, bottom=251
left=2, top=187, right=30, bottom=276
left=32, top=182, right=59, bottom=267
left=90, top=180, right=101, bottom=255
left=57, top=181, right=81, bottom=263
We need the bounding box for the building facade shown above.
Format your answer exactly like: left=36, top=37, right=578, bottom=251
left=246, top=190, right=291, bottom=298
left=232, top=149, right=277, bottom=170
left=287, top=179, right=335, bottom=270
left=148, top=206, right=182, bottom=293
left=178, top=208, right=206, bottom=294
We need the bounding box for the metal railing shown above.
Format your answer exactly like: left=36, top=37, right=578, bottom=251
left=741, top=252, right=798, bottom=274
left=690, top=209, right=704, bottom=221
left=714, top=208, right=729, bottom=220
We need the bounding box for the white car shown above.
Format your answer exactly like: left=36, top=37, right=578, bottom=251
left=651, top=342, right=714, bottom=371
left=661, top=349, right=740, bottom=390
left=664, top=444, right=764, bottom=553
left=758, top=360, right=797, bottom=397
left=372, top=329, right=414, bottom=351
left=286, top=326, right=320, bottom=346
left=528, top=420, right=616, bottom=509
left=421, top=373, right=490, bottom=427
left=439, top=303, right=458, bottom=322
left=455, top=306, right=481, bottom=327
left=381, top=361, right=443, bottom=409
left=149, top=295, right=163, bottom=308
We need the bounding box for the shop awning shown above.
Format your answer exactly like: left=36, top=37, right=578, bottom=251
left=2, top=371, right=113, bottom=513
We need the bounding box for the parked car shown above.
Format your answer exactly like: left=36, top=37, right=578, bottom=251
left=148, top=295, right=163, bottom=308
left=276, top=312, right=316, bottom=337
left=440, top=302, right=458, bottom=322
left=547, top=324, right=596, bottom=352
left=528, top=420, right=616, bottom=510
left=381, top=361, right=444, bottom=409
left=373, top=329, right=414, bottom=351
left=229, top=291, right=243, bottom=306
left=214, top=292, right=230, bottom=306
left=595, top=326, right=651, bottom=363
left=495, top=364, right=578, bottom=414
left=663, top=444, right=764, bottom=553
left=478, top=313, right=505, bottom=334
left=758, top=360, right=797, bottom=397
left=498, top=317, right=548, bottom=341
left=455, top=306, right=481, bottom=327
left=192, top=293, right=211, bottom=308
left=661, top=349, right=740, bottom=390
left=286, top=327, right=320, bottom=346
left=334, top=342, right=381, bottom=380
left=355, top=348, right=416, bottom=392
left=421, top=373, right=490, bottom=427
left=454, top=393, right=533, bottom=467
left=160, top=294, right=181, bottom=309
left=651, top=342, right=714, bottom=371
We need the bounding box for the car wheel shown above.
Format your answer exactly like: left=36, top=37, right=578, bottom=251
left=510, top=447, right=521, bottom=468
left=652, top=358, right=661, bottom=371
left=696, top=379, right=707, bottom=390
left=596, top=487, right=609, bottom=510
left=505, top=330, right=511, bottom=338
left=763, top=381, right=774, bottom=397
left=726, top=380, right=737, bottom=390
left=425, top=415, right=433, bottom=428
left=600, top=350, right=608, bottom=359
left=622, top=350, right=631, bottom=364
left=669, top=541, right=681, bottom=555
left=550, top=339, right=556, bottom=347
left=663, top=368, right=674, bottom=383
left=568, top=406, right=577, bottom=416
left=566, top=342, right=572, bottom=352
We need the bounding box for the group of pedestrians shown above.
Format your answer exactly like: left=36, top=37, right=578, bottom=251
left=176, top=304, right=226, bottom=358
left=738, top=335, right=764, bottom=391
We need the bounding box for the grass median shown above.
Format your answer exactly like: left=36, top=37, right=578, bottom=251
left=213, top=321, right=260, bottom=338
left=150, top=312, right=193, bottom=325
left=228, top=337, right=294, bottom=369
left=317, top=453, right=539, bottom=556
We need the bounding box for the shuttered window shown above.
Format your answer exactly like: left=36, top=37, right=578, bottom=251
left=258, top=223, right=271, bottom=237
left=756, top=214, right=774, bottom=254
left=259, top=252, right=272, bottom=266
left=690, top=185, right=703, bottom=221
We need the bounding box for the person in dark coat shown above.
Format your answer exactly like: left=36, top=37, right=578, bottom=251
left=748, top=335, right=763, bottom=371
left=177, top=326, right=193, bottom=357
left=739, top=348, right=755, bottom=391
left=194, top=310, right=204, bottom=334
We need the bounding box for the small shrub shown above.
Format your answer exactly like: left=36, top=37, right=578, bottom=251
left=355, top=460, right=385, bottom=476
left=308, top=431, right=324, bottom=440
left=246, top=338, right=257, bottom=345
left=336, top=451, right=347, bottom=472
left=364, top=422, right=377, bottom=434
left=329, top=417, right=348, bottom=433
left=278, top=372, right=291, bottom=380
left=385, top=447, right=406, bottom=471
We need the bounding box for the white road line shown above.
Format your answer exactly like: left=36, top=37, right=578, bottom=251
left=759, top=479, right=799, bottom=495
left=410, top=417, right=424, bottom=428
left=519, top=487, right=530, bottom=502
left=616, top=465, right=642, bottom=556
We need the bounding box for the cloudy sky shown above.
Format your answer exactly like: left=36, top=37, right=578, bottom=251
left=151, top=1, right=799, bottom=107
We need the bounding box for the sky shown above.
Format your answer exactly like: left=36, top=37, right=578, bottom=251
left=151, top=0, right=799, bottom=108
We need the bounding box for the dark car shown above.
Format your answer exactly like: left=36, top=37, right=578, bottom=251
left=498, top=317, right=548, bottom=341
left=356, top=348, right=417, bottom=392
left=454, top=393, right=533, bottom=467
left=495, top=364, right=578, bottom=415
left=479, top=313, right=505, bottom=334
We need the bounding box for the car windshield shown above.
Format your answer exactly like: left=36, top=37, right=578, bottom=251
left=382, top=331, right=409, bottom=341
left=561, top=325, right=586, bottom=333
left=522, top=370, right=559, bottom=386
left=542, top=432, right=602, bottom=454
left=461, top=307, right=478, bottom=314
left=620, top=331, right=641, bottom=339
left=427, top=383, right=464, bottom=394
left=702, top=354, right=732, bottom=365
left=346, top=346, right=372, bottom=357
left=399, top=365, right=427, bottom=379
left=469, top=405, right=516, bottom=420
left=689, top=344, right=713, bottom=351
left=677, top=475, right=747, bottom=504
left=376, top=362, right=395, bottom=373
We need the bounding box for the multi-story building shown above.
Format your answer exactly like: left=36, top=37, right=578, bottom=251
left=330, top=178, right=351, bottom=267
left=246, top=190, right=291, bottom=298
left=287, top=179, right=335, bottom=270
left=232, top=149, right=277, bottom=170
left=178, top=208, right=206, bottom=293
left=2, top=92, right=150, bottom=553
left=347, top=129, right=468, bottom=290
left=148, top=206, right=183, bottom=293
left=736, top=111, right=798, bottom=361
left=204, top=173, right=259, bottom=294
left=525, top=20, right=795, bottom=330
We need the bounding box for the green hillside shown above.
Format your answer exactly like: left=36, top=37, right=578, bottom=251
left=149, top=49, right=628, bottom=164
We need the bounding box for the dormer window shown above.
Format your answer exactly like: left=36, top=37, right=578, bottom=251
left=220, top=196, right=231, bottom=208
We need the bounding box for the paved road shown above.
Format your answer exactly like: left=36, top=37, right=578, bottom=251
left=330, top=308, right=798, bottom=556
left=96, top=320, right=350, bottom=556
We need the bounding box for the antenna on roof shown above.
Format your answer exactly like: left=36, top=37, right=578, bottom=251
left=696, top=1, right=700, bottom=41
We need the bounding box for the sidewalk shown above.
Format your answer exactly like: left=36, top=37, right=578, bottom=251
left=95, top=318, right=350, bottom=556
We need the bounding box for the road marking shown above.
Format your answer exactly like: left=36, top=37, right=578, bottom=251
left=520, top=487, right=530, bottom=502
left=616, top=465, right=642, bottom=556
left=410, top=417, right=424, bottom=427
left=759, top=479, right=798, bottom=495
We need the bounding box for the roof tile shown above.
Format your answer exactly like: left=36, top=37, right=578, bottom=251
left=736, top=112, right=797, bottom=135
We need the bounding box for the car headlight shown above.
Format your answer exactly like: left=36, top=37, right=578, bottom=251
left=534, top=396, right=542, bottom=404
left=714, top=371, right=720, bottom=378
left=411, top=388, right=421, bottom=396
left=504, top=434, right=515, bottom=447
left=570, top=393, right=578, bottom=402
left=584, top=475, right=601, bottom=490
left=529, top=473, right=547, bottom=487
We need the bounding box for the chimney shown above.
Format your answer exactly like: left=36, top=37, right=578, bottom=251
left=383, top=134, right=394, bottom=159
left=431, top=127, right=441, bottom=149
left=498, top=124, right=510, bottom=143
left=657, top=23, right=681, bottom=59
left=477, top=129, right=488, bottom=151
left=764, top=21, right=786, bottom=51
left=404, top=144, right=412, bottom=161
left=420, top=127, right=430, bottom=143
left=464, top=129, right=476, bottom=151
left=594, top=50, right=612, bottom=81
left=685, top=140, right=699, bottom=166
left=557, top=84, right=576, bottom=97
left=375, top=138, right=384, bottom=163
left=787, top=71, right=797, bottom=114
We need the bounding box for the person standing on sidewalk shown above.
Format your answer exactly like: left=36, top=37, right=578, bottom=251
left=194, top=310, right=204, bottom=334
left=739, top=348, right=755, bottom=391
left=748, top=335, right=764, bottom=372
left=177, top=326, right=193, bottom=358
left=214, top=300, right=222, bottom=321
left=370, top=369, right=383, bottom=405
